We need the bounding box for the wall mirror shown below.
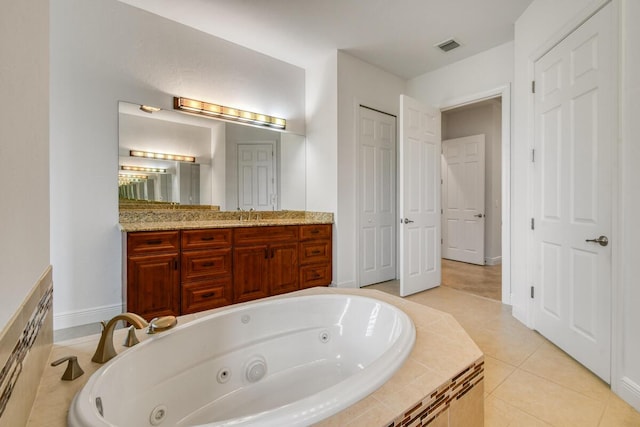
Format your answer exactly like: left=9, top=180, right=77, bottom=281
left=118, top=101, right=306, bottom=211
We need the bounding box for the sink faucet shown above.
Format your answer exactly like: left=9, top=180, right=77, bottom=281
left=91, top=313, right=148, bottom=364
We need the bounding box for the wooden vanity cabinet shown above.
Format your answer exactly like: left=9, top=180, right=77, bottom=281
left=180, top=229, right=233, bottom=314
left=125, top=224, right=331, bottom=316
left=126, top=231, right=180, bottom=321
left=233, top=226, right=299, bottom=303
left=299, top=224, right=333, bottom=289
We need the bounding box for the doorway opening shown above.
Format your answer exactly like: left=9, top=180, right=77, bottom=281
left=360, top=87, right=511, bottom=305
left=441, top=97, right=503, bottom=301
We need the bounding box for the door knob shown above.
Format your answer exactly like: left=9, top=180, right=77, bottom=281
left=474, top=213, right=484, bottom=218
left=585, top=235, right=608, bottom=247
left=402, top=218, right=414, bottom=224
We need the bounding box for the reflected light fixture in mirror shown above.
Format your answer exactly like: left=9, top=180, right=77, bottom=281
left=119, top=174, right=148, bottom=183
left=174, top=97, right=286, bottom=130
left=130, top=150, right=196, bottom=163
left=120, top=165, right=167, bottom=173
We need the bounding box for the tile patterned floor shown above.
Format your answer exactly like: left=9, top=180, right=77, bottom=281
left=364, top=279, right=640, bottom=426
left=441, top=259, right=502, bottom=301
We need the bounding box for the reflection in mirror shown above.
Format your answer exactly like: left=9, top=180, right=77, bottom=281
left=118, top=102, right=306, bottom=211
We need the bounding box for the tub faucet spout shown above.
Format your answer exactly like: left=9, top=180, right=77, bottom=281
left=91, top=313, right=148, bottom=364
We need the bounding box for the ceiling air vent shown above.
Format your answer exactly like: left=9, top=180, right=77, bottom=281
left=436, top=38, right=461, bottom=53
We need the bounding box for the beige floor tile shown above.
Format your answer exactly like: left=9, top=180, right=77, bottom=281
left=599, top=392, right=640, bottom=427
left=441, top=259, right=501, bottom=301
left=492, top=369, right=606, bottom=426
left=519, top=341, right=610, bottom=402
left=465, top=323, right=544, bottom=367
left=485, top=395, right=551, bottom=427
left=484, top=356, right=517, bottom=395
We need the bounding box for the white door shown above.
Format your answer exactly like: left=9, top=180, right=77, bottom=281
left=237, top=143, right=276, bottom=211
left=533, top=3, right=614, bottom=382
left=442, top=135, right=486, bottom=265
left=358, top=106, right=397, bottom=286
left=399, top=95, right=441, bottom=297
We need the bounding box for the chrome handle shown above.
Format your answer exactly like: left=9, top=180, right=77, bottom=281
left=402, top=218, right=414, bottom=224
left=585, top=235, right=608, bottom=247
left=474, top=213, right=484, bottom=218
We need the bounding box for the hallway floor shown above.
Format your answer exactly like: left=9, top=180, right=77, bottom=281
left=364, top=280, right=640, bottom=426
left=441, top=258, right=502, bottom=300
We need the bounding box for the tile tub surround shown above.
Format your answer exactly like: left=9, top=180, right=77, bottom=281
left=27, top=288, right=483, bottom=427
left=0, top=267, right=53, bottom=427
left=119, top=209, right=334, bottom=232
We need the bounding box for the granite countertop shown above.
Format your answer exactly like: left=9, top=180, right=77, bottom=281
left=119, top=217, right=333, bottom=232
left=27, top=288, right=482, bottom=427
left=118, top=209, right=334, bottom=232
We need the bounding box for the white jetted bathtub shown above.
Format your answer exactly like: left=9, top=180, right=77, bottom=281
left=69, top=293, right=415, bottom=427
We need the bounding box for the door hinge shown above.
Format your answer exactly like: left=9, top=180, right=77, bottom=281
left=530, top=286, right=535, bottom=298
left=531, top=218, right=535, bottom=230
left=531, top=149, right=535, bottom=162
left=531, top=80, right=536, bottom=93
left=441, top=209, right=443, bottom=214
left=441, top=238, right=443, bottom=244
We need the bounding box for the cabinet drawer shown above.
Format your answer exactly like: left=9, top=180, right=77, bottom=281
left=300, top=224, right=332, bottom=241
left=181, top=278, right=233, bottom=314
left=182, top=228, right=232, bottom=250
left=299, top=240, right=331, bottom=265
left=234, top=226, right=299, bottom=245
left=182, top=248, right=232, bottom=281
left=127, top=231, right=180, bottom=255
left=299, top=264, right=332, bottom=288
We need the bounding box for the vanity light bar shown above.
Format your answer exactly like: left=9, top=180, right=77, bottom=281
left=120, top=165, right=167, bottom=173
left=118, top=174, right=148, bottom=183
left=129, top=150, right=195, bottom=163
left=174, top=97, right=286, bottom=129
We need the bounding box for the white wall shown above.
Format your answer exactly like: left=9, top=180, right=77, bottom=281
left=407, top=41, right=514, bottom=107
left=305, top=52, right=339, bottom=215
left=336, top=52, right=406, bottom=288
left=515, top=0, right=640, bottom=410
left=619, top=0, right=640, bottom=411
left=50, top=0, right=305, bottom=328
left=442, top=99, right=502, bottom=263
left=0, top=2, right=50, bottom=329
left=280, top=133, right=307, bottom=211
left=305, top=52, right=338, bottom=283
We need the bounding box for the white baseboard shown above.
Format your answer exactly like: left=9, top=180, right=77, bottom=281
left=336, top=280, right=357, bottom=289
left=616, top=377, right=640, bottom=412
left=54, top=303, right=123, bottom=330
left=485, top=256, right=502, bottom=266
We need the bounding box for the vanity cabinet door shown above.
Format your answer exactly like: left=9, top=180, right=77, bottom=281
left=269, top=242, right=299, bottom=295
left=127, top=253, right=180, bottom=321
left=233, top=244, right=270, bottom=303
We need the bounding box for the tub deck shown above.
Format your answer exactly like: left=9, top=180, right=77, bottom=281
left=28, top=288, right=484, bottom=427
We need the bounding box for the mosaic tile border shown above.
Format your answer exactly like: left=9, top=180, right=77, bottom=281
left=387, top=359, right=484, bottom=427
left=0, top=284, right=53, bottom=419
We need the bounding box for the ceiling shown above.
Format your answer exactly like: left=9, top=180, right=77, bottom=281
left=120, top=0, right=533, bottom=80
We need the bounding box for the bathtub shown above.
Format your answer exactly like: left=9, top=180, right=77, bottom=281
left=68, top=293, right=416, bottom=427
